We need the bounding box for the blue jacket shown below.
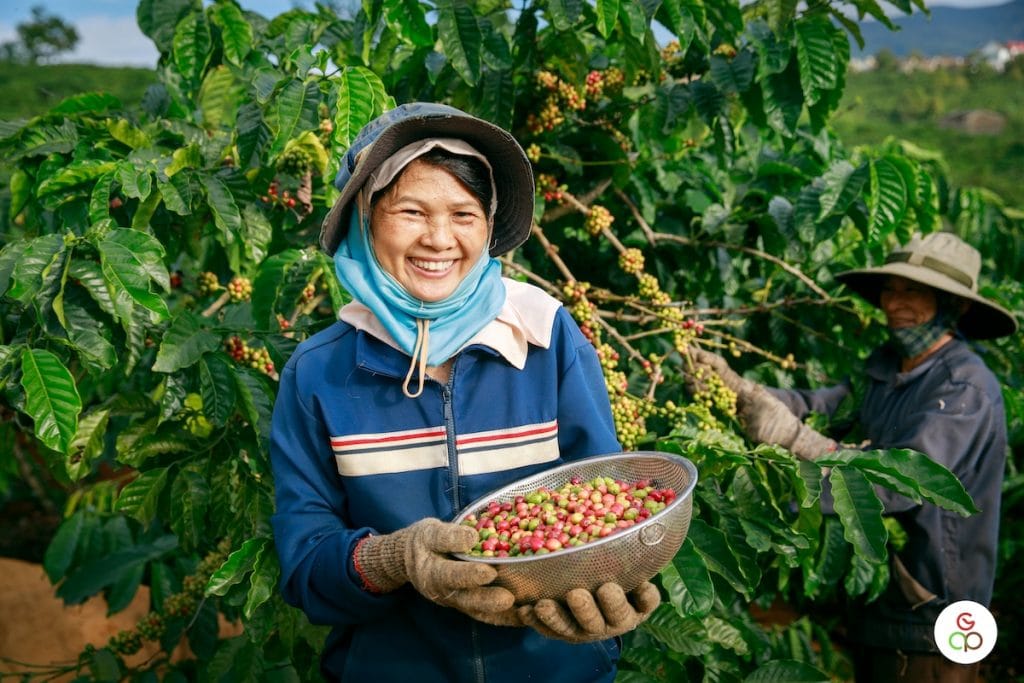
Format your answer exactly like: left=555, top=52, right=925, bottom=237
left=270, top=300, right=622, bottom=682
left=772, top=339, right=1007, bottom=652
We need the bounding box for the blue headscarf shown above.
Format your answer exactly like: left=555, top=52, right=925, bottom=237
left=334, top=208, right=505, bottom=394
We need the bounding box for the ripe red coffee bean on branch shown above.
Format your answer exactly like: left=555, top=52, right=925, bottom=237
left=461, top=476, right=676, bottom=557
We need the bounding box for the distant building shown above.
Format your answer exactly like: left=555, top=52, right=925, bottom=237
left=977, top=41, right=1012, bottom=71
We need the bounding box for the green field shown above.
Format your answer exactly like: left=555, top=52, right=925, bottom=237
left=0, top=62, right=155, bottom=121
left=833, top=64, right=1024, bottom=210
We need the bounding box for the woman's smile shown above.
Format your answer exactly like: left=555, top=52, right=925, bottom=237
left=370, top=158, right=489, bottom=302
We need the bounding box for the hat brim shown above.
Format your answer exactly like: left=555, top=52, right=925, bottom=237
left=836, top=263, right=1018, bottom=340
left=320, top=109, right=534, bottom=258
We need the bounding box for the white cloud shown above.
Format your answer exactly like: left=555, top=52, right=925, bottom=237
left=56, top=15, right=159, bottom=68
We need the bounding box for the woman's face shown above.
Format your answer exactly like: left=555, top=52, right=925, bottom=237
left=879, top=275, right=938, bottom=328
left=370, top=159, right=489, bottom=302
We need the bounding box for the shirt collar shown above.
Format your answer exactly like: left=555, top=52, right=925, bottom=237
left=339, top=278, right=560, bottom=369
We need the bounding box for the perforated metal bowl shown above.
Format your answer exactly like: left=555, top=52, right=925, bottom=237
left=452, top=451, right=698, bottom=604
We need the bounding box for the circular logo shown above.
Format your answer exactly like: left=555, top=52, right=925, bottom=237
left=934, top=600, right=997, bottom=664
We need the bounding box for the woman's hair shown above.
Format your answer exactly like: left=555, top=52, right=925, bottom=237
left=371, top=148, right=493, bottom=215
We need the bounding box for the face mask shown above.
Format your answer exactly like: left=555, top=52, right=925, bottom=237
left=888, top=293, right=957, bottom=359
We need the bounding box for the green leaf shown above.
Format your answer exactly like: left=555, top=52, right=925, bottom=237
left=817, top=160, right=868, bottom=220
left=332, top=68, right=381, bottom=149
left=108, top=119, right=150, bottom=149
left=273, top=78, right=320, bottom=155
left=207, top=537, right=269, bottom=596
left=69, top=259, right=117, bottom=318
left=641, top=605, right=710, bottom=656
left=202, top=175, right=243, bottom=260
left=209, top=2, right=253, bottom=65
left=548, top=0, right=584, bottom=31
left=20, top=349, right=82, bottom=454
left=37, top=160, right=118, bottom=197
left=794, top=17, right=838, bottom=105
left=828, top=466, right=887, bottom=562
left=686, top=518, right=750, bottom=595
left=705, top=615, right=748, bottom=655
left=200, top=354, right=239, bottom=426
left=115, top=468, right=170, bottom=526
left=762, top=60, right=804, bottom=137
left=153, top=312, right=222, bottom=373
left=818, top=449, right=978, bottom=516
left=8, top=234, right=64, bottom=305
left=245, top=547, right=279, bottom=618
left=43, top=511, right=87, bottom=583
left=100, top=228, right=170, bottom=320
left=58, top=534, right=177, bottom=604
left=620, top=0, right=649, bottom=42
left=867, top=157, right=908, bottom=238
left=804, top=516, right=850, bottom=597
left=66, top=409, right=110, bottom=482
left=198, top=66, right=241, bottom=130
left=744, top=659, right=830, bottom=682
left=171, top=470, right=211, bottom=551
left=595, top=0, right=621, bottom=38
left=235, top=368, right=275, bottom=453
left=137, top=0, right=192, bottom=53
left=383, top=0, right=433, bottom=45
left=667, top=538, right=715, bottom=616
left=166, top=144, right=202, bottom=177
left=173, top=11, right=212, bottom=83
left=8, top=168, right=31, bottom=219
left=116, top=161, right=153, bottom=201
left=710, top=51, right=755, bottom=94
left=251, top=248, right=305, bottom=327
left=51, top=92, right=122, bottom=115
left=436, top=0, right=482, bottom=86
left=87, top=648, right=122, bottom=681
left=158, top=173, right=192, bottom=215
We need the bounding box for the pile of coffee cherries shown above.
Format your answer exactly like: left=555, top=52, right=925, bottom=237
left=461, top=476, right=677, bottom=557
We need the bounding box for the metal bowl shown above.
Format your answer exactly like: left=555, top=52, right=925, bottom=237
left=452, top=451, right=698, bottom=604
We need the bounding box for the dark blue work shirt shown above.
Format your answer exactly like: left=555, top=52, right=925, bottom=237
left=771, top=339, right=1007, bottom=652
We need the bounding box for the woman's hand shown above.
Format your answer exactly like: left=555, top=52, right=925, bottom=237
left=517, top=581, right=661, bottom=643
left=685, top=348, right=836, bottom=461
left=355, top=518, right=522, bottom=625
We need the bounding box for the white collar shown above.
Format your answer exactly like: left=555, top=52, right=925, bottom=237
left=338, top=278, right=560, bottom=369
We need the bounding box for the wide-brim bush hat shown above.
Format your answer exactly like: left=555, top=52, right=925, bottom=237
left=320, top=102, right=534, bottom=258
left=836, top=231, right=1018, bottom=339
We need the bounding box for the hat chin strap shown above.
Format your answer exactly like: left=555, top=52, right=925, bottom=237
left=402, top=318, right=431, bottom=398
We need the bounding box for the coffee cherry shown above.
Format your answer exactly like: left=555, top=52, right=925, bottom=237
left=462, top=477, right=676, bottom=557
left=618, top=248, right=645, bottom=275
left=584, top=205, right=614, bottom=236
left=526, top=143, right=541, bottom=163
left=585, top=70, right=604, bottom=99
left=108, top=629, right=142, bottom=656
left=227, top=276, right=252, bottom=303
left=197, top=271, right=220, bottom=297
left=276, top=146, right=314, bottom=176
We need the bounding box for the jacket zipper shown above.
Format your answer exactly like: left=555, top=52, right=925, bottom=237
left=441, top=366, right=486, bottom=682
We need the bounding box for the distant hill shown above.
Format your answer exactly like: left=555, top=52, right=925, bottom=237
left=854, top=0, right=1024, bottom=56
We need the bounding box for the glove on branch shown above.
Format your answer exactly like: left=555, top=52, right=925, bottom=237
left=355, top=518, right=522, bottom=626
left=686, top=348, right=836, bottom=461
left=518, top=581, right=661, bottom=644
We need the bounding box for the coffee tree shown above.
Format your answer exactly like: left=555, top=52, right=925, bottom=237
left=1, top=0, right=1021, bottom=679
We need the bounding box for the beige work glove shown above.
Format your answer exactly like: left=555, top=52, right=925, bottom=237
left=355, top=518, right=522, bottom=626
left=686, top=348, right=836, bottom=461
left=517, top=581, right=660, bottom=644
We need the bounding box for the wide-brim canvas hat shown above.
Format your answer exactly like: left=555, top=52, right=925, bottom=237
left=319, top=102, right=534, bottom=258
left=836, top=231, right=1018, bottom=340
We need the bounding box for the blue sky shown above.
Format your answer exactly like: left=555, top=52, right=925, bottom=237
left=1, top=0, right=1015, bottom=67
